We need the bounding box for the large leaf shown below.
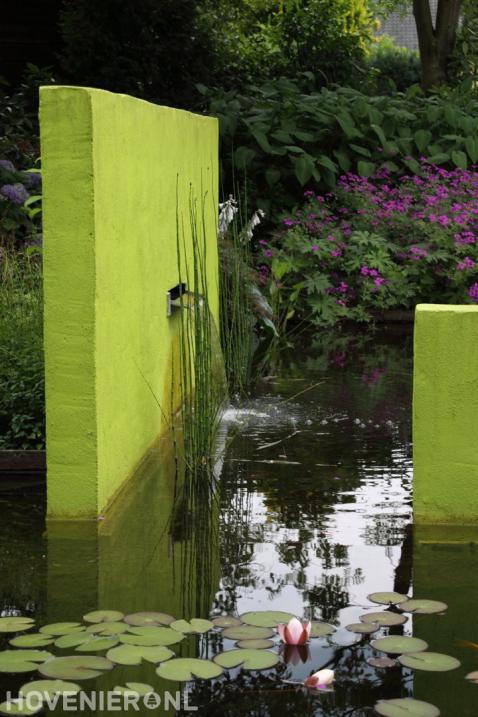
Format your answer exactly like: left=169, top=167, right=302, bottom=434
left=375, top=698, right=440, bottom=717
left=124, top=612, right=175, bottom=627
left=361, top=612, right=407, bottom=627
left=85, top=622, right=128, bottom=636
left=293, top=155, right=314, bottom=186
left=39, top=656, right=114, bottom=680
left=212, top=616, right=242, bottom=628
left=357, top=161, right=375, bottom=177
left=240, top=611, right=295, bottom=628
left=213, top=649, right=279, bottom=671
left=169, top=619, right=213, bottom=634
left=372, top=636, right=428, bottom=654
left=368, top=592, right=408, bottom=606
left=0, top=699, right=42, bottom=716
left=10, top=634, right=54, bottom=648
left=452, top=150, right=467, bottom=170
left=222, top=625, right=274, bottom=641
left=398, top=599, right=447, bottom=615
left=414, top=129, right=432, bottom=153
left=156, top=658, right=223, bottom=682
left=107, top=644, right=173, bottom=666
left=398, top=652, right=460, bottom=672
left=310, top=622, right=336, bottom=637
left=0, top=618, right=35, bottom=634
left=123, top=626, right=184, bottom=646
left=39, top=623, right=84, bottom=636
left=83, top=610, right=124, bottom=624
left=75, top=636, right=119, bottom=652
left=19, top=680, right=81, bottom=699
left=0, top=650, right=53, bottom=674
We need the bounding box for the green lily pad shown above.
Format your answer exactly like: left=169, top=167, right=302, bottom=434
left=122, top=627, right=184, bottom=646
left=76, top=636, right=119, bottom=652
left=310, top=622, right=336, bottom=638
left=107, top=644, right=174, bottom=666
left=124, top=612, right=175, bottom=627
left=170, top=619, right=213, bottom=634
left=83, top=610, right=124, bottom=623
left=361, top=612, right=407, bottom=627
left=212, top=616, right=242, bottom=628
left=0, top=618, right=35, bottom=634
left=19, top=680, right=81, bottom=699
left=236, top=639, right=275, bottom=649
left=346, top=623, right=379, bottom=634
left=39, top=623, right=84, bottom=636
left=372, top=636, right=428, bottom=655
left=55, top=633, right=90, bottom=649
left=85, top=622, right=128, bottom=636
left=398, top=600, right=448, bottom=615
left=156, top=657, right=223, bottom=682
left=113, top=683, right=154, bottom=696
left=0, top=699, right=42, bottom=716
left=368, top=592, right=408, bottom=605
left=367, top=657, right=397, bottom=668
left=0, top=650, right=53, bottom=673
left=10, top=634, right=54, bottom=648
left=240, top=611, right=295, bottom=628
left=214, top=648, right=279, bottom=671
left=222, top=625, right=274, bottom=641
left=39, top=656, right=114, bottom=680
left=375, top=698, right=440, bottom=717
left=398, top=652, right=461, bottom=672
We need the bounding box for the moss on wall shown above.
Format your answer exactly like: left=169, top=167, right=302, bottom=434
left=40, top=86, right=219, bottom=518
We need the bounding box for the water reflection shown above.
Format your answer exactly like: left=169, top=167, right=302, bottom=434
left=2, top=328, right=477, bottom=715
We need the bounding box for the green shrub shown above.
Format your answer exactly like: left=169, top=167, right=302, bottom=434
left=203, top=78, right=478, bottom=214
left=367, top=35, right=421, bottom=92
left=0, top=252, right=44, bottom=449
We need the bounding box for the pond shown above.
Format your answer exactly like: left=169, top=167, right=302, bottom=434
left=1, top=327, right=478, bottom=716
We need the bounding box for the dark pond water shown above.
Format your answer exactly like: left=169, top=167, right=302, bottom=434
left=1, top=328, right=478, bottom=716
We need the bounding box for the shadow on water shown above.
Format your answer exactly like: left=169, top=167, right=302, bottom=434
left=1, top=327, right=477, bottom=715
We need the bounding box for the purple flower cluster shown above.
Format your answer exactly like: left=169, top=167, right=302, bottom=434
left=0, top=183, right=29, bottom=206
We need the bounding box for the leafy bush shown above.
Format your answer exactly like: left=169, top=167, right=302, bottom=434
left=0, top=252, right=44, bottom=449
left=258, top=161, right=478, bottom=326
left=198, top=0, right=373, bottom=93
left=367, top=35, right=421, bottom=92
left=203, top=78, right=478, bottom=214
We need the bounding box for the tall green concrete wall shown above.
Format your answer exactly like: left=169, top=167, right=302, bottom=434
left=413, top=305, right=478, bottom=523
left=40, top=86, right=219, bottom=518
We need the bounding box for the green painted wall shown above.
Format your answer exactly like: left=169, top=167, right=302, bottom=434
left=40, top=86, right=219, bottom=518
left=413, top=305, right=478, bottom=523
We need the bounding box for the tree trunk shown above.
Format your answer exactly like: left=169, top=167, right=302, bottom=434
left=413, top=0, right=463, bottom=89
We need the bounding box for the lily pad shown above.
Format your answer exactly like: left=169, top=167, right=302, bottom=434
left=107, top=644, right=174, bottom=666
left=222, top=625, right=274, bottom=641
left=170, top=619, right=213, bottom=634
left=236, top=639, right=275, bottom=649
left=122, top=627, right=184, bottom=646
left=375, top=698, right=440, bottom=717
left=76, top=636, right=119, bottom=652
left=156, top=657, right=223, bottom=682
left=83, top=610, right=124, bottom=623
left=346, top=623, right=379, bottom=634
left=10, top=634, right=54, bottom=648
left=367, top=657, right=397, bottom=668
left=85, top=622, right=128, bottom=636
left=310, top=622, right=336, bottom=638
left=0, top=618, right=35, bottom=634
left=0, top=699, right=42, bottom=716
left=39, top=656, right=114, bottom=680
left=397, top=600, right=448, bottom=615
left=361, top=612, right=407, bottom=627
left=55, top=633, right=90, bottom=649
left=212, top=616, right=242, bottom=628
left=39, top=623, right=84, bottom=636
left=372, top=636, right=428, bottom=654
left=124, top=612, right=175, bottom=627
left=113, top=683, right=154, bottom=696
left=240, top=611, right=295, bottom=628
left=214, top=648, right=279, bottom=671
left=19, top=680, right=81, bottom=699
left=0, top=650, right=53, bottom=673
left=398, top=652, right=461, bottom=672
left=368, top=592, right=408, bottom=606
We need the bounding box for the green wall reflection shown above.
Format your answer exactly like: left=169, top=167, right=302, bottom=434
left=46, top=438, right=220, bottom=714
left=413, top=525, right=478, bottom=717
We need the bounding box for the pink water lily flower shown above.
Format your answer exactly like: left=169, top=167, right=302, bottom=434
left=304, top=669, right=335, bottom=690
left=277, top=617, right=311, bottom=645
